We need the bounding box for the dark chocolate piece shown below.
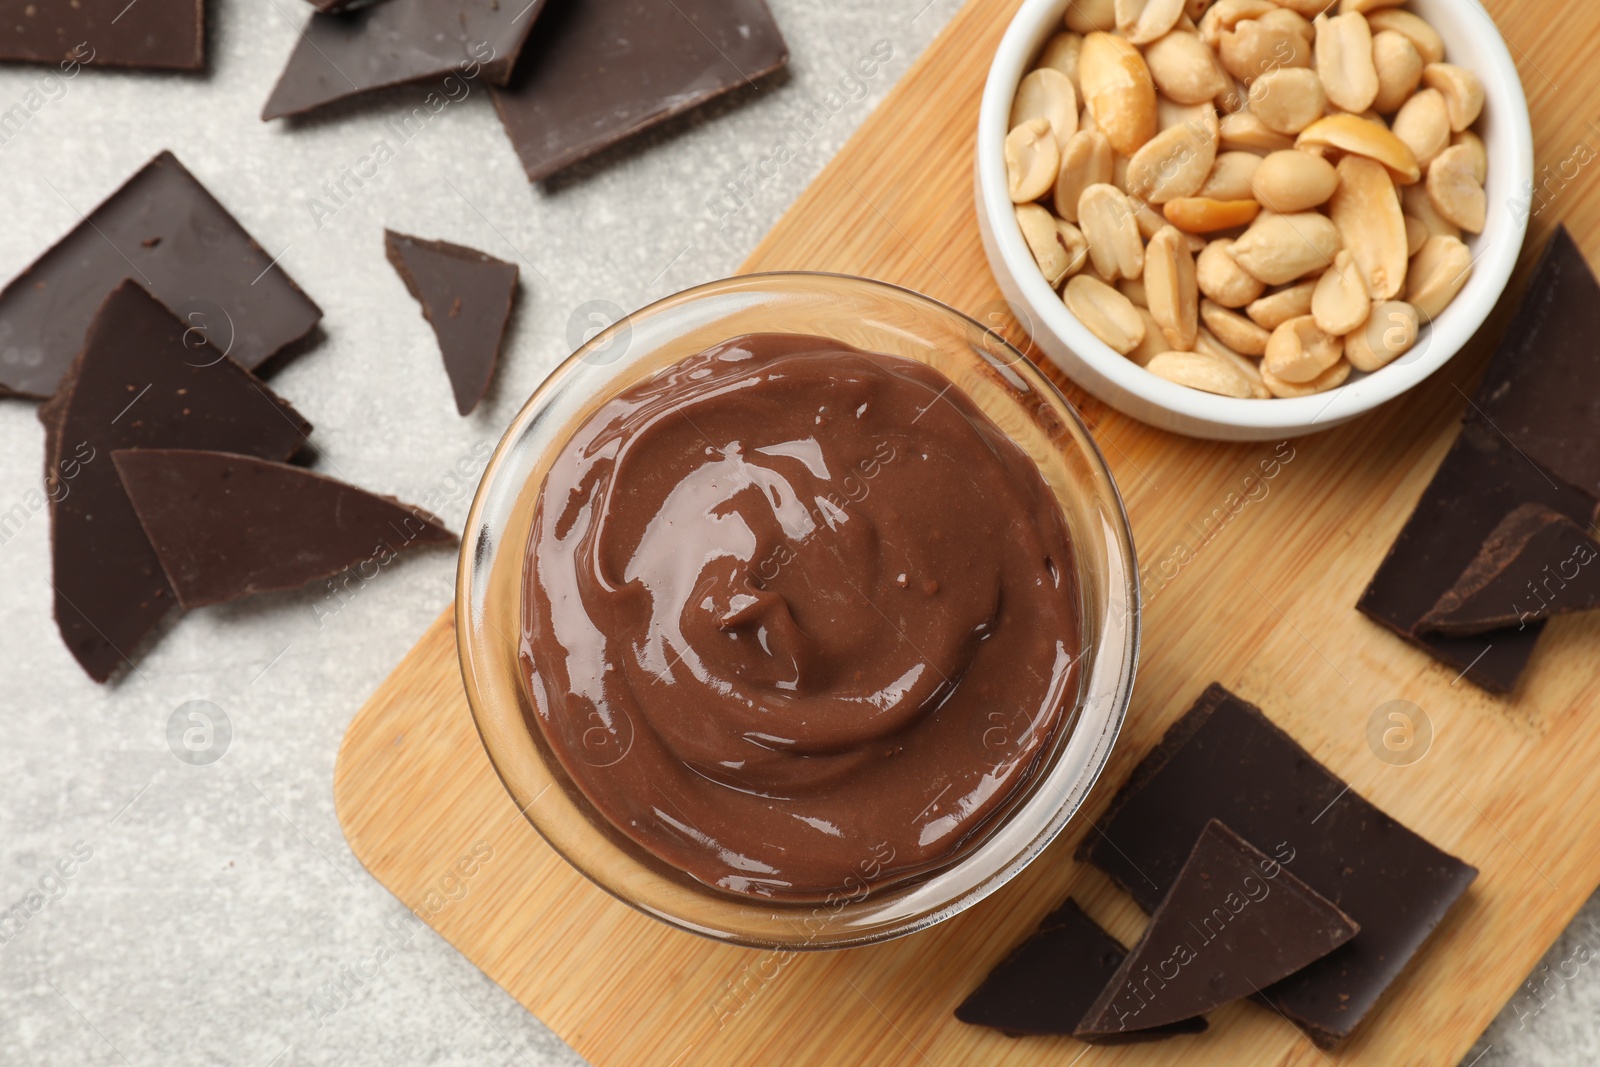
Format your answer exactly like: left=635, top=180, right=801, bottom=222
left=1078, top=684, right=1478, bottom=1049
left=113, top=449, right=455, bottom=608
left=1076, top=821, right=1358, bottom=1038
left=384, top=230, right=517, bottom=416
left=490, top=0, right=789, bottom=181
left=0, top=0, right=202, bottom=71
left=1417, top=504, right=1600, bottom=635
left=260, top=0, right=545, bottom=121
left=0, top=150, right=322, bottom=400
left=955, top=898, right=1206, bottom=1042
left=47, top=282, right=312, bottom=682
left=1358, top=422, right=1599, bottom=693
left=1471, top=227, right=1600, bottom=498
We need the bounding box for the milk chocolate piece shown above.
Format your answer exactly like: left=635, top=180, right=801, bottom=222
left=260, top=0, right=544, bottom=121
left=1358, top=423, right=1600, bottom=692
left=1471, top=227, right=1600, bottom=498
left=47, top=282, right=311, bottom=682
left=384, top=230, right=517, bottom=416
left=1418, top=504, right=1600, bottom=636
left=113, top=449, right=455, bottom=608
left=955, top=899, right=1206, bottom=1042
left=1079, top=684, right=1478, bottom=1049
left=0, top=151, right=322, bottom=400
left=490, top=0, right=789, bottom=181
left=0, top=0, right=202, bottom=71
left=1076, top=821, right=1358, bottom=1038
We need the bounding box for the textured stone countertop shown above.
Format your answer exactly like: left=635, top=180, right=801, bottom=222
left=0, top=0, right=1588, bottom=1063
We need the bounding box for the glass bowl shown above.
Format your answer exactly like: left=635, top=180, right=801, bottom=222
left=457, top=272, right=1139, bottom=949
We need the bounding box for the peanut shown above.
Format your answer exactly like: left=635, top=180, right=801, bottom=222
left=1198, top=151, right=1263, bottom=199
left=1065, top=274, right=1146, bottom=353
left=1262, top=357, right=1351, bottom=396
left=1012, top=68, right=1080, bottom=145
left=1371, top=30, right=1423, bottom=114
left=1247, top=279, right=1317, bottom=329
left=1054, top=129, right=1115, bottom=222
left=1197, top=242, right=1267, bottom=308
left=1329, top=155, right=1408, bottom=299
left=1146, top=225, right=1201, bottom=348
left=1164, top=196, right=1262, bottom=232
left=1264, top=314, right=1343, bottom=382
left=1406, top=234, right=1472, bottom=320
left=1038, top=31, right=1084, bottom=92
left=1426, top=144, right=1486, bottom=234
left=1230, top=211, right=1342, bottom=285
left=1219, top=11, right=1313, bottom=85
left=1452, top=130, right=1488, bottom=184
left=1312, top=250, right=1370, bottom=335
left=1345, top=300, right=1420, bottom=371
left=1391, top=88, right=1450, bottom=171
left=1315, top=12, right=1380, bottom=114
left=1401, top=182, right=1462, bottom=241
left=1127, top=307, right=1171, bottom=365
left=1366, top=8, right=1443, bottom=65
left=1202, top=297, right=1272, bottom=353
left=1296, top=113, right=1420, bottom=183
left=1249, top=67, right=1327, bottom=135
left=1064, top=0, right=1117, bottom=34
left=1339, top=0, right=1405, bottom=13
left=1127, top=108, right=1220, bottom=202
left=1422, top=63, right=1485, bottom=131
left=1118, top=276, right=1149, bottom=307
left=1005, top=119, right=1059, bottom=203
left=1220, top=110, right=1297, bottom=154
left=1016, top=204, right=1087, bottom=286
left=1079, top=32, right=1159, bottom=155
left=1198, top=0, right=1278, bottom=49
left=1251, top=149, right=1339, bottom=212
left=1195, top=327, right=1273, bottom=397
left=1403, top=214, right=1428, bottom=256
left=1144, top=29, right=1231, bottom=104
left=1116, top=0, right=1188, bottom=45
left=1146, top=350, right=1257, bottom=397
left=1079, top=183, right=1147, bottom=281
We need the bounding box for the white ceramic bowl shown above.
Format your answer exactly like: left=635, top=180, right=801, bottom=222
left=977, top=0, right=1534, bottom=440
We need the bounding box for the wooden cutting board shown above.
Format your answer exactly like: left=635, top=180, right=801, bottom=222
left=333, top=0, right=1600, bottom=1062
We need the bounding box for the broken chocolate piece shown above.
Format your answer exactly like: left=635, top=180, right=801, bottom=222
left=1417, top=504, right=1600, bottom=635
left=490, top=0, right=789, bottom=181
left=1358, top=422, right=1599, bottom=693
left=260, top=0, right=545, bottom=121
left=1471, top=227, right=1600, bottom=499
left=0, top=0, right=202, bottom=71
left=113, top=449, right=455, bottom=608
left=47, top=282, right=312, bottom=682
left=955, top=898, right=1206, bottom=1042
left=1076, top=821, right=1358, bottom=1038
left=384, top=230, right=517, bottom=415
left=1079, top=684, right=1478, bottom=1049
left=0, top=150, right=322, bottom=400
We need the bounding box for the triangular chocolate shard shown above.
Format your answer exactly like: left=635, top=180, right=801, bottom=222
left=384, top=231, right=518, bottom=415
left=1076, top=821, right=1358, bottom=1038
left=48, top=281, right=312, bottom=682
left=112, top=449, right=456, bottom=608
left=1417, top=504, right=1600, bottom=635
left=955, top=898, right=1206, bottom=1043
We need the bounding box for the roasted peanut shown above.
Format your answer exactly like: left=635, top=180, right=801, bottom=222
left=1126, top=108, right=1220, bottom=202
left=1371, top=30, right=1423, bottom=114
left=1262, top=357, right=1351, bottom=396
left=1426, top=144, right=1486, bottom=234
left=1195, top=327, right=1273, bottom=397
left=1230, top=211, right=1342, bottom=285
left=1198, top=0, right=1278, bottom=48
left=1117, top=0, right=1188, bottom=45
left=1054, top=129, right=1115, bottom=222
left=1198, top=151, right=1263, bottom=199
left=1312, top=250, right=1371, bottom=335
left=1012, top=68, right=1080, bottom=144
left=1220, top=110, right=1297, bottom=154
left=1297, top=114, right=1420, bottom=183
left=1251, top=149, right=1339, bottom=212
left=1064, top=0, right=1117, bottom=34
left=1079, top=183, right=1147, bottom=281
left=1079, top=32, right=1159, bottom=155
left=1329, top=155, right=1408, bottom=299
left=1118, top=275, right=1150, bottom=307
left=1145, top=29, right=1231, bottom=104
left=1452, top=130, right=1488, bottom=184
left=1391, top=88, right=1450, bottom=170
left=1339, top=0, right=1405, bottom=13
left=1345, top=300, right=1420, bottom=371
left=1202, top=297, right=1272, bottom=353
left=1403, top=214, right=1428, bottom=256
left=1314, top=12, right=1379, bottom=114
left=1197, top=241, right=1266, bottom=308
left=1264, top=314, right=1343, bottom=382
left=1016, top=204, right=1086, bottom=286
left=1248, top=67, right=1327, bottom=135
left=1422, top=63, right=1485, bottom=131
left=1127, top=307, right=1171, bottom=365
left=1164, top=196, right=1262, bottom=232
left=1406, top=234, right=1472, bottom=319
left=1246, top=279, right=1317, bottom=329
left=1146, top=350, right=1257, bottom=397
left=1366, top=8, right=1444, bottom=65
left=1065, top=274, right=1146, bottom=353
left=1274, top=0, right=1335, bottom=16
left=1037, top=31, right=1084, bottom=92
left=1401, top=182, right=1462, bottom=241
left=1005, top=119, right=1059, bottom=203
left=1219, top=10, right=1313, bottom=85
left=1146, top=225, right=1201, bottom=348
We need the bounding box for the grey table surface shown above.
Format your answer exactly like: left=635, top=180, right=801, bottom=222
left=0, top=0, right=1589, bottom=1063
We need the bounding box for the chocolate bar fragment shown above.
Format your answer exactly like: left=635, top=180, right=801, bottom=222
left=1418, top=504, right=1600, bottom=636
left=260, top=0, right=545, bottom=121
left=1079, top=684, right=1477, bottom=1049
left=1470, top=227, right=1600, bottom=499
left=0, top=0, right=202, bottom=71
left=384, top=231, right=517, bottom=416
left=490, top=0, right=789, bottom=181
left=955, top=898, right=1206, bottom=1042
left=46, top=282, right=312, bottom=682
left=1358, top=422, right=1599, bottom=693
left=0, top=150, right=322, bottom=400
left=1076, top=820, right=1358, bottom=1038
left=113, top=449, right=455, bottom=608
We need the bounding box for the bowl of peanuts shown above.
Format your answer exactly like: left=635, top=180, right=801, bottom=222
left=977, top=0, right=1533, bottom=440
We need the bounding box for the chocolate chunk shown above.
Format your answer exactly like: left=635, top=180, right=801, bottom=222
left=0, top=150, right=322, bottom=400
left=489, top=0, right=789, bottom=181
left=1358, top=422, right=1599, bottom=692
left=384, top=230, right=517, bottom=416
left=1471, top=227, right=1600, bottom=498
left=1417, top=504, right=1600, bottom=636
left=112, top=449, right=455, bottom=608
left=260, top=0, right=544, bottom=121
left=955, top=898, right=1206, bottom=1042
left=1078, top=684, right=1478, bottom=1049
left=0, top=0, right=202, bottom=71
left=47, top=282, right=311, bottom=682
left=1076, top=821, right=1358, bottom=1038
